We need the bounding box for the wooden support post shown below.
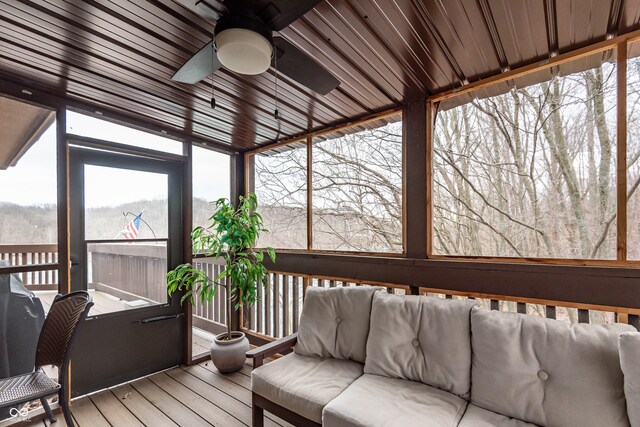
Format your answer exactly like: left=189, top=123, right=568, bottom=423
left=404, top=100, right=428, bottom=259
left=230, top=153, right=245, bottom=334
left=617, top=41, right=628, bottom=261
left=183, top=143, right=193, bottom=364
left=307, top=136, right=313, bottom=250
left=56, top=107, right=69, bottom=294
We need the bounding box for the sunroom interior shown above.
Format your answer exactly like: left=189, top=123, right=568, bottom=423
left=2, top=0, right=640, bottom=426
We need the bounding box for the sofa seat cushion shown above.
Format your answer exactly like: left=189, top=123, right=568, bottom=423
left=619, top=332, right=640, bottom=426
left=458, top=404, right=538, bottom=427
left=251, top=353, right=363, bottom=423
left=471, top=307, right=634, bottom=427
left=364, top=292, right=477, bottom=397
left=322, top=374, right=468, bottom=427
left=295, top=286, right=382, bottom=363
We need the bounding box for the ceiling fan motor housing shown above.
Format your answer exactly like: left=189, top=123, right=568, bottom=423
left=214, top=14, right=273, bottom=75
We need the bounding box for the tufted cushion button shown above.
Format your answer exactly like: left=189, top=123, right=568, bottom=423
left=412, top=339, right=420, bottom=347
left=336, top=316, right=342, bottom=323
left=537, top=370, right=549, bottom=381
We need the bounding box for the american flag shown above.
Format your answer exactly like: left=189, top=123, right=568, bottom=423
left=121, top=212, right=143, bottom=240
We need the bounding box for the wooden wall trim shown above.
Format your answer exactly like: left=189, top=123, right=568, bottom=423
left=263, top=252, right=640, bottom=310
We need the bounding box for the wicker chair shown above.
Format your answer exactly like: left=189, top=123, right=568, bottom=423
left=0, top=291, right=93, bottom=426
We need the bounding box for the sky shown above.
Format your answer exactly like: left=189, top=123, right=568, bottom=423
left=0, top=111, right=230, bottom=207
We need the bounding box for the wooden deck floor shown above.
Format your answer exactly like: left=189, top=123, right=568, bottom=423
left=2, top=359, right=290, bottom=427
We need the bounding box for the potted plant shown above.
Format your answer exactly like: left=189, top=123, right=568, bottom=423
left=166, top=193, right=275, bottom=373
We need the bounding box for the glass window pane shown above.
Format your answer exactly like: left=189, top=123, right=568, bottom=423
left=66, top=110, right=183, bottom=155
left=312, top=119, right=403, bottom=253
left=87, top=241, right=167, bottom=315
left=192, top=146, right=230, bottom=230
left=253, top=145, right=308, bottom=249
left=84, top=165, right=168, bottom=240
left=433, top=50, right=617, bottom=259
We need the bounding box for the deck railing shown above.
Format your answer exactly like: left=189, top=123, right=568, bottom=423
left=192, top=257, right=228, bottom=333
left=0, top=244, right=58, bottom=290
left=4, top=245, right=638, bottom=340
left=242, top=271, right=640, bottom=341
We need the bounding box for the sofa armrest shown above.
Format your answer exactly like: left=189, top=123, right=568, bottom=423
left=246, top=332, right=298, bottom=369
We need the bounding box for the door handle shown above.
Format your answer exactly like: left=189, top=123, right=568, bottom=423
left=135, top=314, right=183, bottom=324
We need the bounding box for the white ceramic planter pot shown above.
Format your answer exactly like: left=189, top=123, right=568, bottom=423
left=210, top=331, right=249, bottom=373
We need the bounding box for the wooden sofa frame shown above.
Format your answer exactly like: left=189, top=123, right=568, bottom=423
left=246, top=332, right=322, bottom=427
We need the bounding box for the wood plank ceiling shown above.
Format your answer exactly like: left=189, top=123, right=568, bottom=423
left=0, top=0, right=639, bottom=152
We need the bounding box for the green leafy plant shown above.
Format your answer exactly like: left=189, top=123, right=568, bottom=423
left=166, top=193, right=275, bottom=340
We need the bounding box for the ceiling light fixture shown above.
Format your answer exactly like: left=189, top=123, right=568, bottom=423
left=214, top=15, right=273, bottom=75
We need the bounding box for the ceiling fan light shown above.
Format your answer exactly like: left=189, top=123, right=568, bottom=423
left=215, top=28, right=273, bottom=75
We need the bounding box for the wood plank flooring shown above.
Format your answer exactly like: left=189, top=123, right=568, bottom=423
left=2, top=360, right=291, bottom=427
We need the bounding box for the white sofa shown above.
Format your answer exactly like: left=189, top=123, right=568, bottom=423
left=247, top=286, right=639, bottom=427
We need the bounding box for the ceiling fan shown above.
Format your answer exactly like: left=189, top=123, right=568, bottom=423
left=172, top=0, right=340, bottom=95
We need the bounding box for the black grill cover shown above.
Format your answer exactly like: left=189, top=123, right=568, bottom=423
left=0, top=260, right=45, bottom=419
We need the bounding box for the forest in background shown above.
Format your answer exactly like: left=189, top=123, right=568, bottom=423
left=0, top=197, right=217, bottom=244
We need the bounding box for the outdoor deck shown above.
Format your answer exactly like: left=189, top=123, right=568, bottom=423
left=1, top=359, right=289, bottom=427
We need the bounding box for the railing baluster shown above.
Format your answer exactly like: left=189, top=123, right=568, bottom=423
left=283, top=275, right=290, bottom=336
left=265, top=273, right=272, bottom=337
left=293, top=276, right=300, bottom=332
left=302, top=276, right=309, bottom=299
left=257, top=273, right=263, bottom=334
left=215, top=264, right=223, bottom=324
left=274, top=274, right=280, bottom=338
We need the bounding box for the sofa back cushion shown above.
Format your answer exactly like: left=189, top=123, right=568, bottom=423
left=364, top=292, right=477, bottom=397
left=619, top=332, right=640, bottom=427
left=471, top=307, right=634, bottom=427
left=294, top=286, right=382, bottom=363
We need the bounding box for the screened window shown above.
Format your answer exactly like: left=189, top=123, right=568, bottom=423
left=192, top=146, right=230, bottom=230
left=312, top=119, right=403, bottom=253
left=0, top=96, right=57, bottom=314
left=628, top=42, right=640, bottom=260
left=248, top=114, right=403, bottom=253
left=66, top=110, right=183, bottom=155
left=432, top=50, right=617, bottom=259
left=0, top=110, right=57, bottom=258
left=252, top=144, right=307, bottom=249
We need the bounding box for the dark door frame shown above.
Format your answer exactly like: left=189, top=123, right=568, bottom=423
left=67, top=143, right=185, bottom=396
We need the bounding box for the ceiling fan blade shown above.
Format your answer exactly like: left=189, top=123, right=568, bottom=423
left=173, top=0, right=226, bottom=21
left=272, top=37, right=339, bottom=95
left=171, top=40, right=221, bottom=84
left=258, top=0, right=322, bottom=31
